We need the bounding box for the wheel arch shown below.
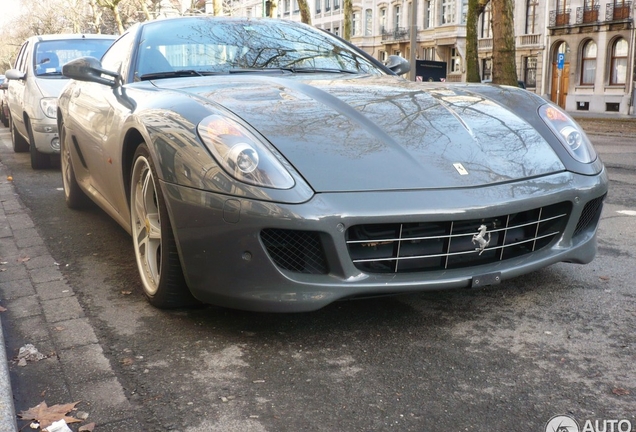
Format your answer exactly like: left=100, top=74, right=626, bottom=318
left=121, top=128, right=145, bottom=212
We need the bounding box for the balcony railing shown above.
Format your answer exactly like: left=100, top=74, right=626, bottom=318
left=518, top=34, right=541, bottom=46
left=549, top=9, right=571, bottom=26
left=381, top=26, right=410, bottom=41
left=478, top=38, right=493, bottom=50
left=606, top=1, right=632, bottom=21
left=576, top=5, right=600, bottom=23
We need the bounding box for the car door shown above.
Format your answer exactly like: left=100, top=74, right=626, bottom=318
left=66, top=32, right=135, bottom=219
left=7, top=41, right=30, bottom=136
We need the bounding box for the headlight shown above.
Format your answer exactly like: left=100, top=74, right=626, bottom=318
left=538, top=104, right=596, bottom=163
left=197, top=115, right=295, bottom=189
left=40, top=97, right=58, bottom=119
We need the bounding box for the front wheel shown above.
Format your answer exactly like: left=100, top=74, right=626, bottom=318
left=27, top=121, right=51, bottom=169
left=60, top=118, right=90, bottom=209
left=130, top=144, right=197, bottom=308
left=10, top=115, right=29, bottom=153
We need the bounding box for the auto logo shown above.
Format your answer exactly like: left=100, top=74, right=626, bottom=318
left=471, top=224, right=491, bottom=255
left=453, top=163, right=468, bottom=175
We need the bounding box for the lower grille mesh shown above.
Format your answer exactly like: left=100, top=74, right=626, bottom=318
left=261, top=229, right=329, bottom=274
left=346, top=202, right=572, bottom=274
left=574, top=194, right=606, bottom=237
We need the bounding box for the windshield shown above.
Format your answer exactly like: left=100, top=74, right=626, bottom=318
left=135, top=18, right=384, bottom=80
left=34, top=38, right=114, bottom=77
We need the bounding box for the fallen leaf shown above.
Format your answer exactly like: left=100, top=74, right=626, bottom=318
left=78, top=422, right=96, bottom=431
left=18, top=401, right=81, bottom=429
left=612, top=388, right=630, bottom=396
left=7, top=176, right=13, bottom=181
left=599, top=276, right=610, bottom=281
left=121, top=357, right=134, bottom=366
left=0, top=306, right=6, bottom=312
left=17, top=257, right=30, bottom=263
left=121, top=290, right=132, bottom=295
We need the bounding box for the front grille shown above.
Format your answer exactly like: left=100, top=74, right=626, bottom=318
left=346, top=202, right=572, bottom=273
left=573, top=194, right=605, bottom=237
left=261, top=229, right=329, bottom=274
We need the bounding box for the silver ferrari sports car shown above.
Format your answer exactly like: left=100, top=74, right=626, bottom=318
left=59, top=16, right=608, bottom=312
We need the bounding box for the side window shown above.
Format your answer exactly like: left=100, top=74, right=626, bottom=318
left=101, top=31, right=135, bottom=81
left=14, top=42, right=29, bottom=73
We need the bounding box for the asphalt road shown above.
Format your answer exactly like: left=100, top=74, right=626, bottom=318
left=1, top=120, right=635, bottom=431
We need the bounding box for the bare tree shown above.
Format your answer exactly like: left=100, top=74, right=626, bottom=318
left=96, top=0, right=126, bottom=34
left=343, top=0, right=352, bottom=40
left=490, top=0, right=517, bottom=85
left=298, top=0, right=311, bottom=24
left=266, top=0, right=278, bottom=18
left=465, top=0, right=488, bottom=82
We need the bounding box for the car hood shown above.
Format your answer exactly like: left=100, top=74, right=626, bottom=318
left=35, top=77, right=70, bottom=98
left=158, top=75, right=564, bottom=192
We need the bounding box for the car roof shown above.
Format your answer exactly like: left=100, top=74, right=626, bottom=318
left=28, top=34, right=117, bottom=43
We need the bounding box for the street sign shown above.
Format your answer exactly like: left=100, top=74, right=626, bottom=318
left=557, top=53, right=565, bottom=70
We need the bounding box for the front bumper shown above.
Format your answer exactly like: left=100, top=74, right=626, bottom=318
left=163, top=169, right=608, bottom=312
left=30, top=119, right=59, bottom=154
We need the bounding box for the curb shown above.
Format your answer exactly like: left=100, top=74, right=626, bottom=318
left=0, top=160, right=18, bottom=432
left=0, top=316, right=18, bottom=432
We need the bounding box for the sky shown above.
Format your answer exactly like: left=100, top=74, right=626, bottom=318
left=0, top=0, right=23, bottom=32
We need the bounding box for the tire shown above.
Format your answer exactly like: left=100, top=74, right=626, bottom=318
left=60, top=118, right=90, bottom=209
left=130, top=143, right=198, bottom=308
left=10, top=115, right=29, bottom=153
left=0, top=106, right=8, bottom=127
left=27, top=121, right=51, bottom=169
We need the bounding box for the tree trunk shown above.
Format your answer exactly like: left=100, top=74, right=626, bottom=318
left=267, top=0, right=278, bottom=17
left=213, top=0, right=223, bottom=15
left=465, top=0, right=488, bottom=83
left=343, top=0, right=352, bottom=41
left=490, top=0, right=517, bottom=85
left=298, top=0, right=312, bottom=24
left=139, top=0, right=151, bottom=21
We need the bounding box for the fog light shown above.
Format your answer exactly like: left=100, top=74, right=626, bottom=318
left=51, top=137, right=60, bottom=151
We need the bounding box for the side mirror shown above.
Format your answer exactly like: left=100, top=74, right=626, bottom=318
left=385, top=55, right=411, bottom=76
left=5, top=69, right=25, bottom=81
left=62, top=56, right=119, bottom=87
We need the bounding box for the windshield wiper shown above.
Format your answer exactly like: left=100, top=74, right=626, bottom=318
left=139, top=70, right=224, bottom=80
left=228, top=67, right=359, bottom=75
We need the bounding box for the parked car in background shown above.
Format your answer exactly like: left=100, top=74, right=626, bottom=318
left=0, top=75, right=8, bottom=127
left=59, top=17, right=607, bottom=312
left=5, top=34, right=115, bottom=168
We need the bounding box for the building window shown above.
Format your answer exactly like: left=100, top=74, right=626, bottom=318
left=526, top=0, right=538, bottom=34
left=380, top=51, right=387, bottom=62
left=580, top=40, right=597, bottom=85
left=441, top=0, right=455, bottom=25
left=461, top=0, right=468, bottom=24
left=524, top=56, right=537, bottom=87
left=480, top=4, right=492, bottom=38
left=423, top=1, right=432, bottom=28
left=394, top=5, right=401, bottom=30
left=422, top=47, right=435, bottom=60
left=610, top=38, right=628, bottom=85
left=365, top=9, right=373, bottom=35
left=450, top=47, right=461, bottom=73
left=380, top=8, right=386, bottom=31
left=293, top=0, right=299, bottom=13
left=353, top=12, right=359, bottom=36
left=325, top=0, right=330, bottom=12
left=315, top=0, right=321, bottom=13
left=482, top=58, right=492, bottom=80
left=334, top=0, right=340, bottom=10
left=334, top=26, right=340, bottom=36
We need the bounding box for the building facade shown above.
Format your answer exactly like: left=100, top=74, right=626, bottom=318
left=208, top=0, right=634, bottom=115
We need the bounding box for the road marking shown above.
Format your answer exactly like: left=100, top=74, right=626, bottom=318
left=617, top=210, right=636, bottom=216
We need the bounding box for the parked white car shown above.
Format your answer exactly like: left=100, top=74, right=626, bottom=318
left=5, top=34, right=115, bottom=169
